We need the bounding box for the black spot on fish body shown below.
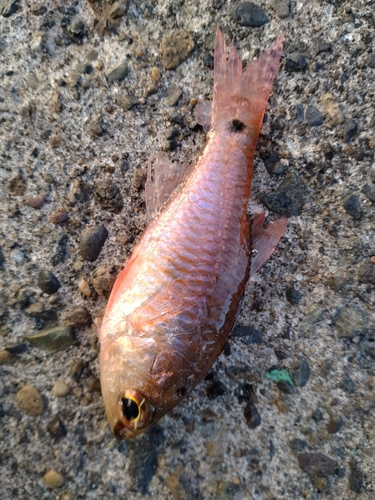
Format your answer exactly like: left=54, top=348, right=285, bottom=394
left=228, top=119, right=246, bottom=132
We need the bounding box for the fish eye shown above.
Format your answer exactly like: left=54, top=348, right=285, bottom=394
left=121, top=397, right=139, bottom=421
left=114, top=389, right=154, bottom=436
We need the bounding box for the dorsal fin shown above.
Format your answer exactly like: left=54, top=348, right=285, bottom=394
left=145, top=151, right=193, bottom=221
left=250, top=212, right=288, bottom=277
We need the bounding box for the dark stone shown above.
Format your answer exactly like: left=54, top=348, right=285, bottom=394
left=206, top=380, right=226, bottom=400
left=349, top=466, right=364, bottom=493
left=262, top=171, right=307, bottom=216
left=292, top=359, right=311, bottom=387
left=274, top=348, right=288, bottom=360
left=165, top=127, right=180, bottom=140
left=231, top=325, right=264, bottom=345
left=51, top=233, right=68, bottom=266
left=286, top=286, right=302, bottom=304
left=25, top=326, right=75, bottom=353
left=0, top=0, right=19, bottom=17
left=94, top=178, right=123, bottom=214
left=127, top=425, right=165, bottom=494
left=31, top=5, right=48, bottom=16
left=107, top=62, right=129, bottom=83
left=297, top=452, right=338, bottom=477
left=284, top=54, right=308, bottom=72
left=38, top=270, right=60, bottom=295
left=289, top=438, right=308, bottom=452
left=79, top=225, right=108, bottom=262
left=233, top=2, right=269, bottom=27
left=340, top=375, right=356, bottom=394
left=5, top=343, right=28, bottom=354
left=312, top=409, right=323, bottom=422
left=316, top=40, right=333, bottom=54
left=368, top=53, right=375, bottom=69
left=343, top=194, right=362, bottom=219
left=362, top=184, right=375, bottom=203
left=260, top=150, right=280, bottom=174
left=327, top=415, right=344, bottom=434
left=276, top=380, right=294, bottom=394
left=306, top=105, right=323, bottom=126
left=358, top=262, right=375, bottom=285
left=47, top=416, right=67, bottom=439
left=344, top=118, right=358, bottom=143
left=234, top=383, right=254, bottom=403
left=296, top=103, right=304, bottom=123
left=67, top=19, right=86, bottom=37
left=244, top=401, right=261, bottom=428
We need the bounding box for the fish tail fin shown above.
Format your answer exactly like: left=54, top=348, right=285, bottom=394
left=212, top=27, right=284, bottom=134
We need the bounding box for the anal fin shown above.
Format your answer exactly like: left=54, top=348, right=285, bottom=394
left=145, top=151, right=194, bottom=221
left=250, top=212, right=288, bottom=277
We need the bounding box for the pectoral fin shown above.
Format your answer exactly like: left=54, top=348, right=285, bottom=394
left=250, top=212, right=288, bottom=277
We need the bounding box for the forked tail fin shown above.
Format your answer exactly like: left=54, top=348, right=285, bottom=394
left=211, top=27, right=284, bottom=133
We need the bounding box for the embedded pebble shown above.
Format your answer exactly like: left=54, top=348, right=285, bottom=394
left=38, top=270, right=60, bottom=295
left=0, top=350, right=15, bottom=364
left=206, top=380, right=226, bottom=400
left=262, top=171, right=307, bottom=216
left=151, top=66, right=160, bottom=82
left=306, top=105, right=323, bottom=126
left=92, top=266, right=116, bottom=296
left=362, top=184, right=375, bottom=203
left=0, top=0, right=19, bottom=17
left=115, top=93, right=140, bottom=110
left=284, top=54, right=308, bottom=72
left=292, top=359, right=311, bottom=387
left=321, top=94, right=344, bottom=124
left=25, top=326, right=76, bottom=353
left=79, top=225, right=108, bottom=261
left=107, top=62, right=128, bottom=83
left=51, top=91, right=62, bottom=113
left=93, top=178, right=123, bottom=214
left=89, top=116, right=104, bottom=137
left=343, top=194, right=361, bottom=219
left=344, top=118, right=358, bottom=143
left=47, top=416, right=67, bottom=438
left=327, top=415, right=344, bottom=434
left=231, top=325, right=264, bottom=344
left=273, top=0, right=290, bottom=18
left=26, top=193, right=46, bottom=208
left=161, top=29, right=195, bottom=70
left=53, top=381, right=71, bottom=398
left=78, top=277, right=92, bottom=297
left=26, top=72, right=39, bottom=90
left=233, top=2, right=269, bottom=27
left=8, top=173, right=26, bottom=195
left=65, top=306, right=92, bottom=328
left=349, top=465, right=363, bottom=493
left=50, top=209, right=69, bottom=224
left=297, top=452, right=338, bottom=477
left=44, top=469, right=64, bottom=488
left=244, top=401, right=261, bottom=428
left=335, top=305, right=368, bottom=337
left=15, top=385, right=44, bottom=416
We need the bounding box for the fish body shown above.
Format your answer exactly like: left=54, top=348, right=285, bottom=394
left=99, top=28, right=286, bottom=438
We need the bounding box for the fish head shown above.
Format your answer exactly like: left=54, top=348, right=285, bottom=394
left=99, top=325, right=175, bottom=439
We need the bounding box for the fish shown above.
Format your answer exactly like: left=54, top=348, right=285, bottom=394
left=99, top=27, right=288, bottom=438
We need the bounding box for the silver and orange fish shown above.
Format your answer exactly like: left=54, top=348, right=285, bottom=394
left=99, top=27, right=287, bottom=438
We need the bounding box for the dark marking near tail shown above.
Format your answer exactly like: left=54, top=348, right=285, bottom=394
left=228, top=119, right=246, bottom=133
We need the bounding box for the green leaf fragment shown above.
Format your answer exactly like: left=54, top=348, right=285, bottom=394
left=266, top=368, right=294, bottom=385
